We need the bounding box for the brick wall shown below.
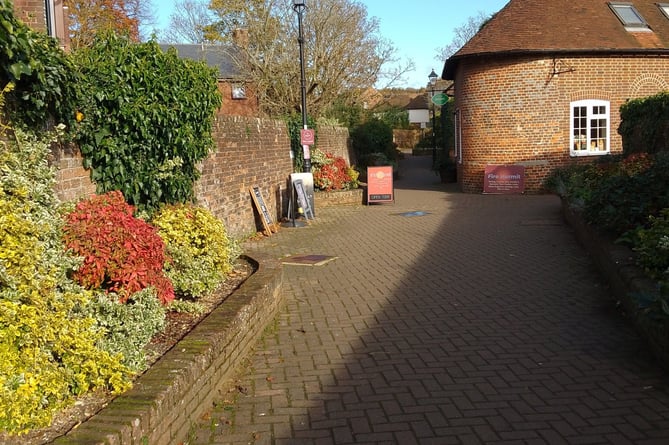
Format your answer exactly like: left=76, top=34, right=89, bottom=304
left=14, top=0, right=46, bottom=31
left=217, top=82, right=259, bottom=117
left=196, top=116, right=293, bottom=238
left=50, top=143, right=97, bottom=202
left=51, top=117, right=350, bottom=238
left=315, top=125, right=353, bottom=164
left=453, top=55, right=669, bottom=193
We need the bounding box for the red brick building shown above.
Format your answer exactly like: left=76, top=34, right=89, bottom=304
left=13, top=0, right=68, bottom=49
left=443, top=0, right=669, bottom=193
left=159, top=44, right=259, bottom=117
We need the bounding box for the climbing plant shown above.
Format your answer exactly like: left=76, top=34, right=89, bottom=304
left=72, top=33, right=221, bottom=213
left=0, top=0, right=77, bottom=128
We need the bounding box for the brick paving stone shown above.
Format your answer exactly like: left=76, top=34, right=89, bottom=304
left=187, top=155, right=669, bottom=444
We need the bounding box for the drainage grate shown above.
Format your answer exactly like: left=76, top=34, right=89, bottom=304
left=281, top=254, right=337, bottom=266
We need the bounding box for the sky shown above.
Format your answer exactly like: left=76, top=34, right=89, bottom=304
left=153, top=0, right=510, bottom=89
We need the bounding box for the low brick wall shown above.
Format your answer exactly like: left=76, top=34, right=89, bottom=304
left=51, top=253, right=283, bottom=445
left=314, top=188, right=364, bottom=208
left=562, top=201, right=669, bottom=370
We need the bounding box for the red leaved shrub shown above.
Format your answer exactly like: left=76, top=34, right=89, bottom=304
left=63, top=190, right=174, bottom=304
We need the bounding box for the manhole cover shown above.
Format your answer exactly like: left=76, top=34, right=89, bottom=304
left=281, top=254, right=337, bottom=266
left=395, top=211, right=431, bottom=217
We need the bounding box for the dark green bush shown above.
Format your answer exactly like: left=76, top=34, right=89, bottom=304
left=583, top=153, right=669, bottom=236
left=619, top=92, right=669, bottom=155
left=350, top=118, right=398, bottom=169
left=72, top=33, right=221, bottom=213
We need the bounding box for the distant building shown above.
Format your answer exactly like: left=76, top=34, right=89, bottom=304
left=159, top=43, right=259, bottom=117
left=443, top=0, right=669, bottom=193
left=405, top=95, right=429, bottom=128
left=13, top=0, right=69, bottom=50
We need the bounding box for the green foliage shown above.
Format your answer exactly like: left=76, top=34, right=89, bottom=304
left=0, top=0, right=77, bottom=128
left=619, top=92, right=669, bottom=155
left=72, top=33, right=221, bottom=212
left=350, top=117, right=399, bottom=169
left=311, top=149, right=359, bottom=191
left=286, top=114, right=317, bottom=172
left=62, top=191, right=175, bottom=305
left=376, top=107, right=410, bottom=130
left=0, top=126, right=131, bottom=434
left=323, top=100, right=366, bottom=129
left=85, top=288, right=166, bottom=372
left=582, top=153, right=669, bottom=236
left=632, top=208, right=669, bottom=283
left=152, top=204, right=238, bottom=299
left=167, top=299, right=206, bottom=315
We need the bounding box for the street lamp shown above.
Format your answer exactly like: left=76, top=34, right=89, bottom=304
left=293, top=0, right=311, bottom=172
left=428, top=69, right=438, bottom=167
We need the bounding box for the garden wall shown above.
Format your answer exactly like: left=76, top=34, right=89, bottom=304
left=315, top=124, right=353, bottom=165
left=51, top=117, right=350, bottom=239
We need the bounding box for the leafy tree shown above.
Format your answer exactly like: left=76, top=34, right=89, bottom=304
left=64, top=0, right=141, bottom=49
left=161, top=0, right=215, bottom=43
left=436, top=11, right=492, bottom=61
left=203, top=0, right=411, bottom=117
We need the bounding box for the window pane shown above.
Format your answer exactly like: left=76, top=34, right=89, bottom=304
left=612, top=4, right=646, bottom=25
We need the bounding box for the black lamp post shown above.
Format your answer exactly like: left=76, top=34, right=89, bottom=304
left=428, top=69, right=438, bottom=168
left=293, top=0, right=311, bottom=172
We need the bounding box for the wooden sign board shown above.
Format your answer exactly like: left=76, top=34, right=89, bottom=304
left=250, top=186, right=275, bottom=235
left=483, top=165, right=525, bottom=194
left=367, top=166, right=394, bottom=204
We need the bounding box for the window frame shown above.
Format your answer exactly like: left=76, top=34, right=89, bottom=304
left=608, top=2, right=650, bottom=29
left=570, top=99, right=611, bottom=157
left=231, top=84, right=246, bottom=100
left=659, top=3, right=669, bottom=20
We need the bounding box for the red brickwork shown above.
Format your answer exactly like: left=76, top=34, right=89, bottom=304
left=13, top=0, right=46, bottom=31
left=315, top=125, right=353, bottom=164
left=195, top=116, right=293, bottom=238
left=453, top=55, right=669, bottom=193
left=217, top=82, right=259, bottom=117
left=50, top=120, right=349, bottom=239
left=50, top=143, right=97, bottom=202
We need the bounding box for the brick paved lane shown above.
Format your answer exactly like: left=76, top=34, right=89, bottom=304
left=189, top=156, right=669, bottom=445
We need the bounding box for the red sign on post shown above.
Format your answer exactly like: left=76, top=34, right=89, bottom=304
left=300, top=129, right=315, bottom=145
left=483, top=165, right=525, bottom=194
left=367, top=166, right=394, bottom=204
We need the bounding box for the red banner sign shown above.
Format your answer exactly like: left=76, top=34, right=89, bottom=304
left=300, top=129, right=315, bottom=146
left=483, top=165, right=525, bottom=194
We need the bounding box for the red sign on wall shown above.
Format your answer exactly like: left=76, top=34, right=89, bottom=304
left=483, top=165, right=525, bottom=194
left=367, top=166, right=394, bottom=204
left=300, top=129, right=315, bottom=145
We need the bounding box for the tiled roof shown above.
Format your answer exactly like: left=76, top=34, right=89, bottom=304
left=443, top=0, right=669, bottom=78
left=405, top=94, right=429, bottom=110
left=159, top=44, right=242, bottom=79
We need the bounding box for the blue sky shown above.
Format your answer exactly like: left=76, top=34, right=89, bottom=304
left=154, top=0, right=509, bottom=89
